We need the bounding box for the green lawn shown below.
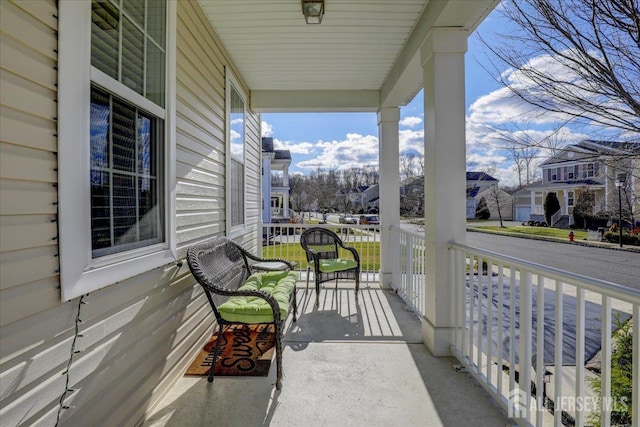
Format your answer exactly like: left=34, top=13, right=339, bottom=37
left=470, top=225, right=588, bottom=240
left=263, top=241, right=381, bottom=271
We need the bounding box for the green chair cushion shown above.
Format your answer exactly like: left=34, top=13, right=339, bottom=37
left=316, top=258, right=358, bottom=273
left=218, top=270, right=298, bottom=324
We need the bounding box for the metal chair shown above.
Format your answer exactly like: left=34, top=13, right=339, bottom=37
left=300, top=227, right=360, bottom=306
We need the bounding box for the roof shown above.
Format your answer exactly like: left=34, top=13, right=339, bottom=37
left=541, top=139, right=640, bottom=166
left=466, top=172, right=498, bottom=182
left=196, top=1, right=499, bottom=112
left=262, top=137, right=274, bottom=152
left=511, top=181, right=543, bottom=196
left=274, top=150, right=291, bottom=160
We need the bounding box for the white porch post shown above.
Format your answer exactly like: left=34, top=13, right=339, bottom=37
left=378, top=107, right=400, bottom=290
left=531, top=191, right=536, bottom=215
left=421, top=28, right=468, bottom=356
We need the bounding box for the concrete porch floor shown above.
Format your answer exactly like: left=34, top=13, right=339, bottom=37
left=142, top=284, right=509, bottom=427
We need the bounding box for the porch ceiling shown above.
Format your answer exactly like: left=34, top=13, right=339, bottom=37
left=196, top=0, right=498, bottom=112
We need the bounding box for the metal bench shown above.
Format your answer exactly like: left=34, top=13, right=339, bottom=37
left=187, top=236, right=297, bottom=389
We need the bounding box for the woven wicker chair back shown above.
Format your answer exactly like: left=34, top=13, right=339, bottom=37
left=300, top=228, right=342, bottom=262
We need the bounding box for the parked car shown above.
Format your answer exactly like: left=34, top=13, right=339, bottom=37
left=339, top=214, right=358, bottom=224
left=359, top=214, right=380, bottom=226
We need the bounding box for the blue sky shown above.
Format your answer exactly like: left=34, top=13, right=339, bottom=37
left=260, top=4, right=590, bottom=187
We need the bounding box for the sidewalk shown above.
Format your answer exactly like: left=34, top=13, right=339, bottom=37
left=466, top=221, right=640, bottom=253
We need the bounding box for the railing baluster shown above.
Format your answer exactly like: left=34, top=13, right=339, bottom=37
left=535, top=273, right=545, bottom=427
left=477, top=256, right=484, bottom=375
left=455, top=249, right=465, bottom=355
left=554, top=280, right=564, bottom=427
left=487, top=259, right=493, bottom=387
left=497, top=262, right=504, bottom=398
left=633, top=303, right=639, bottom=427
left=575, top=288, right=585, bottom=427
left=520, top=271, right=533, bottom=422
left=601, top=295, right=612, bottom=427
left=468, top=254, right=476, bottom=366
left=509, top=270, right=517, bottom=398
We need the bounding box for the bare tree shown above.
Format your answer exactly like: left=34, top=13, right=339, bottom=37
left=483, top=0, right=640, bottom=136
left=484, top=185, right=512, bottom=227
left=502, top=139, right=540, bottom=188
left=400, top=152, right=418, bottom=181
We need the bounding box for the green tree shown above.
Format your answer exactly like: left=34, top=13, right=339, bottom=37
left=544, top=192, right=560, bottom=225
left=475, top=197, right=491, bottom=220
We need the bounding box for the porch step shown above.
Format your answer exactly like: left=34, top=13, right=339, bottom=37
left=553, top=215, right=571, bottom=229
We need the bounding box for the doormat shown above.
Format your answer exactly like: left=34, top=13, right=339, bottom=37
left=185, top=324, right=275, bottom=377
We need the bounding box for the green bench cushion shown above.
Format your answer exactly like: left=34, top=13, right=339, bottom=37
left=315, top=258, right=358, bottom=273
left=218, top=270, right=298, bottom=324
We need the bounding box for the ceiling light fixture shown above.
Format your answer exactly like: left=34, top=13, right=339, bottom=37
left=301, top=0, right=324, bottom=24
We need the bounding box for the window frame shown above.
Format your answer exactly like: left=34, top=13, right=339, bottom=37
left=225, top=69, right=247, bottom=237
left=58, top=0, right=177, bottom=301
left=586, top=163, right=595, bottom=178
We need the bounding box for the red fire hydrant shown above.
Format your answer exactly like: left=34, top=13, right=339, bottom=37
left=568, top=231, right=575, bottom=242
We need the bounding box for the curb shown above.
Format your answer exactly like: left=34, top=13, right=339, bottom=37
left=466, top=227, right=640, bottom=253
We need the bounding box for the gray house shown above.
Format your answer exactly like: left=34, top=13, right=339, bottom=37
left=526, top=140, right=639, bottom=225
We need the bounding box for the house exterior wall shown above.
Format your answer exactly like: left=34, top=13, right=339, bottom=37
left=541, top=161, right=603, bottom=186
left=477, top=188, right=514, bottom=220
left=0, top=1, right=260, bottom=425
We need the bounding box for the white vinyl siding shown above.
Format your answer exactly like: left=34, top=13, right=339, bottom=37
left=174, top=2, right=260, bottom=254
left=1, top=1, right=258, bottom=426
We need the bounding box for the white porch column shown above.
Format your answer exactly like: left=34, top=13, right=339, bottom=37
left=378, top=107, right=400, bottom=290
left=531, top=191, right=536, bottom=215
left=421, top=28, right=468, bottom=356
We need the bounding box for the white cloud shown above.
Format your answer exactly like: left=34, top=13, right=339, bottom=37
left=273, top=138, right=314, bottom=155
left=261, top=120, right=273, bottom=137
left=399, top=116, right=423, bottom=127
left=399, top=129, right=424, bottom=156
left=296, top=133, right=379, bottom=171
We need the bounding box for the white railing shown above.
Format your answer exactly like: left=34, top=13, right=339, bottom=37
left=260, top=222, right=381, bottom=284
left=450, top=243, right=639, bottom=427
left=389, top=225, right=426, bottom=317
left=550, top=210, right=562, bottom=227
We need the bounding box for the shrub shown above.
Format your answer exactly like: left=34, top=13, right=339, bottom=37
left=544, top=192, right=560, bottom=225
left=475, top=197, right=491, bottom=220
left=603, top=231, right=640, bottom=246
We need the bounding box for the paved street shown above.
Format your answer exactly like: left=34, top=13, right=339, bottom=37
left=466, top=231, right=640, bottom=289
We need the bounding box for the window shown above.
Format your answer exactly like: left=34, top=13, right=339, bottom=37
left=226, top=73, right=246, bottom=233
left=58, top=0, right=176, bottom=301
left=551, top=168, right=558, bottom=181
left=568, top=191, right=574, bottom=206
left=586, top=163, right=594, bottom=178
left=90, top=87, right=163, bottom=257
left=567, top=167, right=574, bottom=180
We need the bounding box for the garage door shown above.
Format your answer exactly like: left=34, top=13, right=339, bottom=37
left=515, top=206, right=531, bottom=222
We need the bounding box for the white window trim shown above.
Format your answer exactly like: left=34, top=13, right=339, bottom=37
left=58, top=0, right=177, bottom=302
left=225, top=68, right=247, bottom=238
